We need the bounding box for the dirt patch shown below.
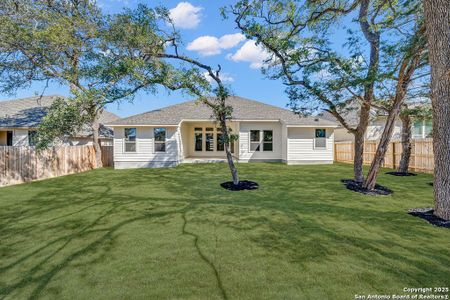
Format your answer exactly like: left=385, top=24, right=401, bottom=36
left=220, top=180, right=259, bottom=191
left=408, top=208, right=450, bottom=228
left=385, top=171, right=417, bottom=176
left=341, top=179, right=393, bottom=196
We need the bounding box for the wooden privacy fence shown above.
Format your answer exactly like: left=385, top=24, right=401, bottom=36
left=0, top=145, right=114, bottom=187
left=334, top=139, right=434, bottom=173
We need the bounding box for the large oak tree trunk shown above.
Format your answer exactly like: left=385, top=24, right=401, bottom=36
left=354, top=0, right=380, bottom=183
left=424, top=0, right=450, bottom=220
left=91, top=113, right=103, bottom=168
left=398, top=113, right=412, bottom=173
left=363, top=102, right=403, bottom=189
left=353, top=127, right=366, bottom=182
left=219, top=115, right=239, bottom=185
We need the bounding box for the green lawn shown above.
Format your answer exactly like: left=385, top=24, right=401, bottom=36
left=0, top=163, right=449, bottom=299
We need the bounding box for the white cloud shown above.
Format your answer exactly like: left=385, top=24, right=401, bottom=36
left=203, top=72, right=234, bottom=83
left=228, top=40, right=271, bottom=69
left=169, top=2, right=202, bottom=29
left=218, top=33, right=246, bottom=49
left=187, top=33, right=246, bottom=56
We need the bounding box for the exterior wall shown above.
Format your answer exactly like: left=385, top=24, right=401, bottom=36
left=12, top=129, right=29, bottom=146
left=333, top=118, right=403, bottom=142
left=287, top=127, right=334, bottom=164
left=366, top=119, right=402, bottom=141
left=113, top=126, right=179, bottom=169
left=334, top=128, right=354, bottom=142
left=238, top=122, right=283, bottom=162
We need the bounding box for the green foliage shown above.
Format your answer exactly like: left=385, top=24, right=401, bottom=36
left=227, top=0, right=428, bottom=117
left=35, top=97, right=88, bottom=149
left=0, top=1, right=212, bottom=149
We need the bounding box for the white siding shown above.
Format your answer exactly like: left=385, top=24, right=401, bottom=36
left=287, top=127, right=334, bottom=164
left=113, top=126, right=179, bottom=168
left=238, top=122, right=283, bottom=162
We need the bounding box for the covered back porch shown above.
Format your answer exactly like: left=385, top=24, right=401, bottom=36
left=179, top=120, right=238, bottom=163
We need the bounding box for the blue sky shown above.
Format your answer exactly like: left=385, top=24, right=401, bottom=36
left=0, top=1, right=351, bottom=118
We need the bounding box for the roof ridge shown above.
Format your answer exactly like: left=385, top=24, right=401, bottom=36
left=0, top=94, right=65, bottom=104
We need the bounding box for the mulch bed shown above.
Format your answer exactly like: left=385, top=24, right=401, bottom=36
left=220, top=180, right=259, bottom=191
left=385, top=171, right=417, bottom=176
left=408, top=208, right=450, bottom=228
left=341, top=179, right=393, bottom=196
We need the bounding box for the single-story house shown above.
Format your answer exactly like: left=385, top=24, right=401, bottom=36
left=0, top=95, right=119, bottom=146
left=320, top=102, right=432, bottom=142
left=106, top=96, right=338, bottom=169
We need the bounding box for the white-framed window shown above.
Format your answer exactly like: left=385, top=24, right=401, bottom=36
left=217, top=133, right=225, bottom=151
left=154, top=128, right=166, bottom=152
left=263, top=130, right=273, bottom=151
left=205, top=127, right=214, bottom=151
left=249, top=130, right=273, bottom=152
left=314, top=129, right=326, bottom=149
left=28, top=131, right=38, bottom=146
left=250, top=130, right=260, bottom=151
left=124, top=128, right=136, bottom=152
left=412, top=120, right=433, bottom=139
left=194, top=127, right=203, bottom=151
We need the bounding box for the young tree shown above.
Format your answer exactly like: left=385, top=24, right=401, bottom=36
left=423, top=0, right=450, bottom=220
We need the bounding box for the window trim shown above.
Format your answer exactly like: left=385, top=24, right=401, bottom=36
left=262, top=130, right=273, bottom=152
left=124, top=127, right=137, bottom=153
left=154, top=127, right=166, bottom=153
left=28, top=130, right=38, bottom=147
left=249, top=130, right=261, bottom=152
left=194, top=127, right=203, bottom=152
left=314, top=128, right=327, bottom=150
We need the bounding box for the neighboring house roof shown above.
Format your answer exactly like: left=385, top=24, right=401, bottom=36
left=0, top=95, right=120, bottom=138
left=108, top=96, right=338, bottom=127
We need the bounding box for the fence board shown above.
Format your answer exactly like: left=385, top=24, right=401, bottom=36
left=334, top=139, right=434, bottom=174
left=0, top=145, right=102, bottom=187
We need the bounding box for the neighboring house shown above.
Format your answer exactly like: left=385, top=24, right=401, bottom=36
left=106, top=96, right=338, bottom=169
left=0, top=95, right=119, bottom=146
left=320, top=102, right=432, bottom=142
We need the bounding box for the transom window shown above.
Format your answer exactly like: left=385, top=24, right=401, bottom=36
left=250, top=130, right=273, bottom=152
left=315, top=129, right=326, bottom=149
left=124, top=128, right=136, bottom=152
left=154, top=128, right=166, bottom=152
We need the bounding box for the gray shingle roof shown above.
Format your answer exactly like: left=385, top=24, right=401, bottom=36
left=0, top=95, right=120, bottom=137
left=108, top=96, right=337, bottom=127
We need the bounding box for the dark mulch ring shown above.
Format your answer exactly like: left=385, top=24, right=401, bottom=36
left=341, top=179, right=393, bottom=196
left=408, top=208, right=450, bottom=228
left=385, top=171, right=417, bottom=177
left=220, top=180, right=259, bottom=191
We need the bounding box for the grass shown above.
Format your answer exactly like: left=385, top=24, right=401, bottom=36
left=0, top=163, right=449, bottom=299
